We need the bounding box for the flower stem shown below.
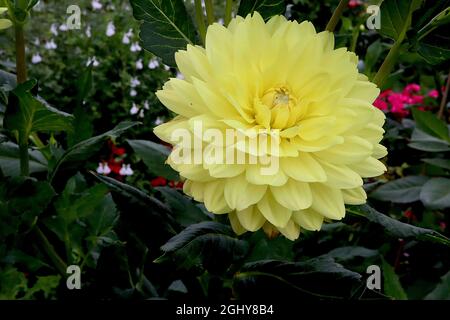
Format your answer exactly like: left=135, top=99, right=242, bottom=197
left=194, top=0, right=207, bottom=44
left=326, top=0, right=349, bottom=32
left=15, top=25, right=27, bottom=84
left=34, top=226, right=68, bottom=276
left=438, top=68, right=450, bottom=120
left=205, top=0, right=215, bottom=25
left=372, top=37, right=404, bottom=88
left=224, top=0, right=233, bottom=26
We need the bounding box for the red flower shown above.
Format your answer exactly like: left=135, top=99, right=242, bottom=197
left=348, top=0, right=362, bottom=9
left=428, top=89, right=439, bottom=99
left=151, top=176, right=167, bottom=187
left=108, top=159, right=123, bottom=175
left=169, top=180, right=184, bottom=189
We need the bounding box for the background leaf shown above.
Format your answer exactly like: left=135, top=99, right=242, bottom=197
left=347, top=205, right=450, bottom=246
left=127, top=139, right=178, bottom=180
left=382, top=259, right=408, bottom=300
left=370, top=176, right=429, bottom=203
left=419, top=178, right=450, bottom=209
left=130, top=0, right=197, bottom=66
left=237, top=0, right=285, bottom=20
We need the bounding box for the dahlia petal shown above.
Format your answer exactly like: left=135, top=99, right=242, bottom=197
left=245, top=164, right=288, bottom=186
left=292, top=208, right=324, bottom=231
left=318, top=160, right=363, bottom=189
left=270, top=179, right=312, bottom=210
left=292, top=135, right=344, bottom=152
left=315, top=136, right=373, bottom=164
left=224, top=174, right=267, bottom=210
left=351, top=157, right=386, bottom=178
left=257, top=192, right=292, bottom=228
left=183, top=180, right=204, bottom=202
left=236, top=206, right=266, bottom=231
left=281, top=153, right=326, bottom=182
left=310, top=183, right=345, bottom=220
left=298, top=116, right=336, bottom=141
left=229, top=212, right=247, bottom=235
left=342, top=187, right=367, bottom=205
left=203, top=180, right=230, bottom=214
left=278, top=220, right=300, bottom=240
left=153, top=116, right=189, bottom=143
left=372, top=144, right=388, bottom=159
left=347, top=80, right=380, bottom=103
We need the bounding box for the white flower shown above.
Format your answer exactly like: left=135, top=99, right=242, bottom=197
left=130, top=42, right=141, bottom=52
left=130, top=103, right=139, bottom=115
left=50, top=23, right=58, bottom=36
left=143, top=100, right=149, bottom=110
left=163, top=64, right=170, bottom=71
left=45, top=39, right=57, bottom=50
left=154, top=117, right=164, bottom=125
left=148, top=58, right=160, bottom=69
left=130, top=77, right=141, bottom=88
left=96, top=163, right=111, bottom=175
left=106, top=21, right=115, bottom=37
left=119, top=164, right=134, bottom=176
left=139, top=109, right=145, bottom=118
left=31, top=53, right=42, bottom=64
left=135, top=59, right=143, bottom=70
left=176, top=71, right=184, bottom=80
left=87, top=56, right=100, bottom=67
left=85, top=25, right=92, bottom=38
left=59, top=24, right=68, bottom=32
left=33, top=38, right=40, bottom=46
left=122, top=29, right=133, bottom=44
left=91, top=0, right=102, bottom=10
left=130, top=89, right=137, bottom=97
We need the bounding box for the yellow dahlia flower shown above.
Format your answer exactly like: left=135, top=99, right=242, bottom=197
left=154, top=12, right=387, bottom=240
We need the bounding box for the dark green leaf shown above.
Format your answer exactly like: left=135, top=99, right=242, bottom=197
left=245, top=230, right=294, bottom=263
left=0, top=267, right=27, bottom=299
left=420, top=177, right=450, bottom=209
left=379, top=0, right=422, bottom=40
left=92, top=172, right=171, bottom=216
left=155, top=186, right=208, bottom=227
left=127, top=139, right=178, bottom=180
left=130, top=0, right=197, bottom=66
left=5, top=80, right=73, bottom=143
left=324, top=246, right=379, bottom=263
left=22, top=275, right=61, bottom=299
left=50, top=121, right=139, bottom=181
left=0, top=141, right=47, bottom=176
left=160, top=221, right=249, bottom=271
left=422, top=158, right=450, bottom=170
left=409, top=128, right=450, bottom=152
left=424, top=270, right=450, bottom=299
left=370, top=176, right=429, bottom=203
left=237, top=0, right=285, bottom=20
left=347, top=205, right=450, bottom=246
left=412, top=108, right=450, bottom=141
left=382, top=259, right=407, bottom=300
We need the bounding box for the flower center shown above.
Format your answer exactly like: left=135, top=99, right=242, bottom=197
left=262, top=87, right=296, bottom=109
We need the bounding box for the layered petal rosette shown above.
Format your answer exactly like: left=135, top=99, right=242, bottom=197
left=154, top=12, right=387, bottom=240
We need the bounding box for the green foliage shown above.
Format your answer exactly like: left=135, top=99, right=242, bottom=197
left=127, top=139, right=178, bottom=180
left=130, top=0, right=197, bottom=66
left=238, top=0, right=285, bottom=20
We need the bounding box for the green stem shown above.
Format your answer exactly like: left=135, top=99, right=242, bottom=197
left=326, top=0, right=349, bottom=32
left=350, top=27, right=359, bottom=52
left=372, top=38, right=404, bottom=88
left=19, top=140, right=29, bottom=176
left=194, top=0, right=207, bottom=44
left=34, top=226, right=67, bottom=277
left=224, top=0, right=233, bottom=26
left=438, top=68, right=450, bottom=120
left=15, top=25, right=27, bottom=84
left=205, top=0, right=215, bottom=25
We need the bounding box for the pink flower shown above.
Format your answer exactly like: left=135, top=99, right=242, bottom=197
left=374, top=98, right=388, bottom=111
left=348, top=0, right=362, bottom=9
left=403, top=83, right=421, bottom=96
left=388, top=93, right=409, bottom=117
left=428, top=89, right=439, bottom=99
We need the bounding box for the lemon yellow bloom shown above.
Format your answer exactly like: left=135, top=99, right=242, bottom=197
left=154, top=12, right=387, bottom=240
